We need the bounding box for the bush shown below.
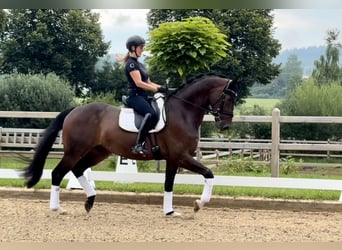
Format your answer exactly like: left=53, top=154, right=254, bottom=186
left=0, top=73, right=76, bottom=128
left=228, top=104, right=271, bottom=139
left=216, top=157, right=270, bottom=175
left=279, top=79, right=342, bottom=140
left=82, top=91, right=121, bottom=106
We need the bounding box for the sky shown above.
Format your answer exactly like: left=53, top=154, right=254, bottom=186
left=92, top=9, right=342, bottom=54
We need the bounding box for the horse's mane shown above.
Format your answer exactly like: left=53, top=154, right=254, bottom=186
left=169, top=73, right=227, bottom=96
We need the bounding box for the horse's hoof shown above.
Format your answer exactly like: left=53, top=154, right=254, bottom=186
left=85, top=195, right=96, bottom=213
left=194, top=199, right=203, bottom=212
left=50, top=208, right=67, bottom=215
left=165, top=211, right=181, bottom=217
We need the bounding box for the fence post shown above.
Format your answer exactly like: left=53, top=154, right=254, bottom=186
left=271, top=108, right=280, bottom=177
left=228, top=137, right=232, bottom=158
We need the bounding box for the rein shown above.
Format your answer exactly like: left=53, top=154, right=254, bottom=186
left=170, top=79, right=237, bottom=119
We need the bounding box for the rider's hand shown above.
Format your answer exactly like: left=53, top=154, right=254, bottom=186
left=158, top=86, right=168, bottom=94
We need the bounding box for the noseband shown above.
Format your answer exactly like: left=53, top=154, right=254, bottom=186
left=210, top=79, right=237, bottom=122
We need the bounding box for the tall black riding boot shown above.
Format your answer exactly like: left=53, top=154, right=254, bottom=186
left=132, top=113, right=152, bottom=155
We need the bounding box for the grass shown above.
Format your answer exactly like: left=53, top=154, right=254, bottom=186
left=237, top=98, right=282, bottom=114
left=1, top=156, right=341, bottom=201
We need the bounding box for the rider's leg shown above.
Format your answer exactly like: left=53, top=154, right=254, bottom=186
left=126, top=96, right=158, bottom=155
left=132, top=113, right=153, bottom=154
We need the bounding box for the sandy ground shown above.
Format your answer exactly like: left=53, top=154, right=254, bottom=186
left=1, top=190, right=342, bottom=242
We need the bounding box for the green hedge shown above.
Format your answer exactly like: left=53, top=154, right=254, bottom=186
left=0, top=73, right=76, bottom=128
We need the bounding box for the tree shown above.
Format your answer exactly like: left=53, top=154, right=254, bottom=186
left=280, top=54, right=304, bottom=94
left=251, top=54, right=303, bottom=98
left=0, top=9, right=6, bottom=40
left=312, top=30, right=342, bottom=85
left=147, top=9, right=281, bottom=101
left=0, top=10, right=6, bottom=68
left=147, top=16, right=229, bottom=83
left=93, top=60, right=127, bottom=101
left=0, top=9, right=110, bottom=96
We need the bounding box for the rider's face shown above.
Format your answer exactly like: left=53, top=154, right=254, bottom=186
left=135, top=45, right=144, bottom=57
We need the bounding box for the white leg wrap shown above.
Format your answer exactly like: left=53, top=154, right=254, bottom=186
left=200, top=178, right=214, bottom=204
left=163, top=191, right=174, bottom=214
left=77, top=175, right=96, bottom=197
left=50, top=185, right=60, bottom=210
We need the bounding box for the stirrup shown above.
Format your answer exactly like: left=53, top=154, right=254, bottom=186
left=132, top=143, right=147, bottom=155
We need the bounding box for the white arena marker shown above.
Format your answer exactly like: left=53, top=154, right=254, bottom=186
left=116, top=155, right=138, bottom=174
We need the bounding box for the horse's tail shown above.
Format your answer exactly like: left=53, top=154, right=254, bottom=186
left=22, top=107, right=75, bottom=188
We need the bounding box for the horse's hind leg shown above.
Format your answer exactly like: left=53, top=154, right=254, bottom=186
left=71, top=161, right=96, bottom=213
left=50, top=155, right=79, bottom=211
left=72, top=146, right=111, bottom=213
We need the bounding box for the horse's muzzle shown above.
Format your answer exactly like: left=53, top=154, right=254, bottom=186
left=216, top=120, right=231, bottom=131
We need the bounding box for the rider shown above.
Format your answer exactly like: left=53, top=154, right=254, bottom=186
left=123, top=35, right=166, bottom=155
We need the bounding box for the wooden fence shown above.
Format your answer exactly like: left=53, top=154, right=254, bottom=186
left=1, top=110, right=342, bottom=202
left=1, top=109, right=342, bottom=177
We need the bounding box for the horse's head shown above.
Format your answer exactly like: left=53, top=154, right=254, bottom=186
left=209, top=78, right=239, bottom=131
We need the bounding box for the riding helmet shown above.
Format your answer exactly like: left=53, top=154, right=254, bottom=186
left=126, top=35, right=146, bottom=51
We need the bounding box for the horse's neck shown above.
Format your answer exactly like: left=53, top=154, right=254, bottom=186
left=179, top=82, right=212, bottom=107
left=170, top=81, right=213, bottom=129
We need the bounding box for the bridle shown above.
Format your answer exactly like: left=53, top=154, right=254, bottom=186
left=171, top=79, right=238, bottom=121
left=210, top=79, right=237, bottom=122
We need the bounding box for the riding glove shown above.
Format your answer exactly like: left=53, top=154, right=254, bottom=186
left=158, top=86, right=168, bottom=94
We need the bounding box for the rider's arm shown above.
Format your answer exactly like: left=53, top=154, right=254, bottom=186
left=130, top=70, right=160, bottom=92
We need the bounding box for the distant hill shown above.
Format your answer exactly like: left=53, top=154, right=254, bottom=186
left=250, top=46, right=332, bottom=98
left=274, top=46, right=342, bottom=77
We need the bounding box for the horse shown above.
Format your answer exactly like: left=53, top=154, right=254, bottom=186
left=22, top=74, right=239, bottom=216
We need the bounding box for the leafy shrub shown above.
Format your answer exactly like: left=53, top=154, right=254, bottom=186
left=82, top=91, right=121, bottom=106
left=280, top=156, right=301, bottom=175
left=0, top=73, right=76, bottom=128
left=279, top=79, right=342, bottom=140
left=217, top=157, right=270, bottom=175
left=228, top=104, right=271, bottom=139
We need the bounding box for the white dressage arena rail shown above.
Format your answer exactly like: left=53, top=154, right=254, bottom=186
left=1, top=169, right=342, bottom=202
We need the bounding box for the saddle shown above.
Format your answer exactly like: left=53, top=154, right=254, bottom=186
left=118, top=93, right=166, bottom=133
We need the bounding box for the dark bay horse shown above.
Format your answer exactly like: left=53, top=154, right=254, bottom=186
left=23, top=74, right=238, bottom=216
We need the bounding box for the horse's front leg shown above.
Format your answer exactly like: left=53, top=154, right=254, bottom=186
left=163, top=160, right=181, bottom=217
left=194, top=178, right=214, bottom=212
left=179, top=155, right=214, bottom=212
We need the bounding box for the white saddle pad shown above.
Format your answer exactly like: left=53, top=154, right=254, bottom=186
left=118, top=93, right=166, bottom=133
